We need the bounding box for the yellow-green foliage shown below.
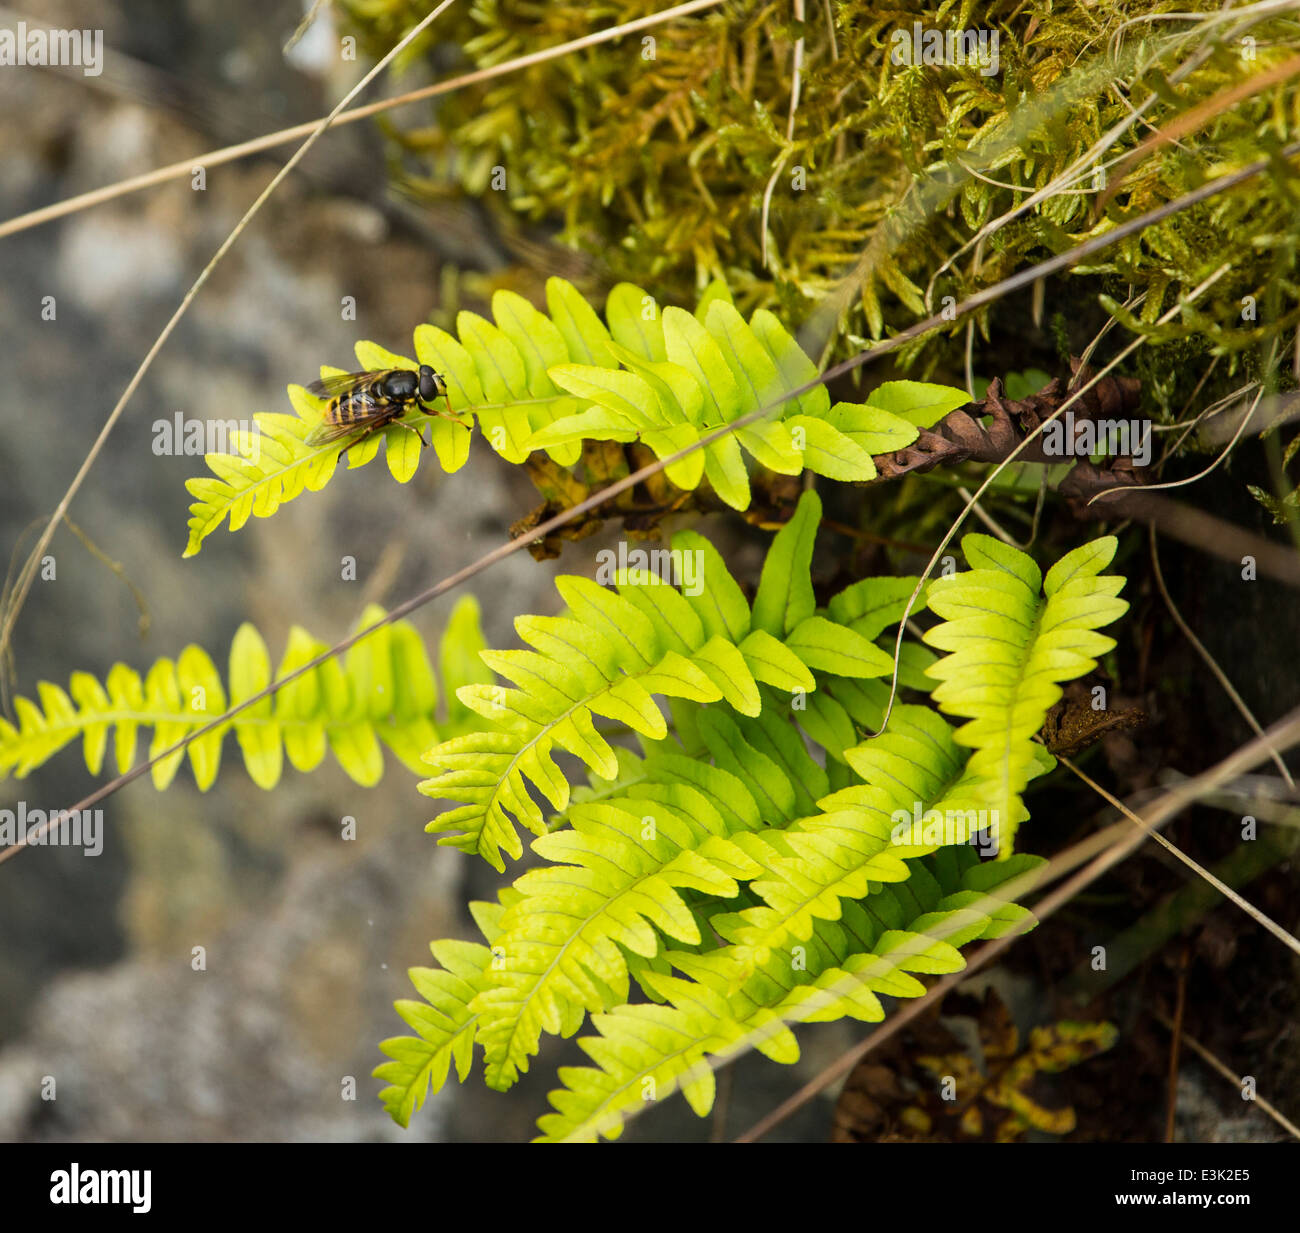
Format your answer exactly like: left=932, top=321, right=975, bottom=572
left=923, top=534, right=1129, bottom=856
left=420, top=491, right=906, bottom=870
left=345, top=0, right=1300, bottom=372
left=0, top=597, right=490, bottom=791
left=377, top=492, right=1127, bottom=1136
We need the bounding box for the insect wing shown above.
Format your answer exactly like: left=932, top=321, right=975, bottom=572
left=304, top=401, right=397, bottom=447
left=305, top=370, right=386, bottom=399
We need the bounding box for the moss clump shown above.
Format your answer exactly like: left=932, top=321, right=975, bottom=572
left=343, top=0, right=1300, bottom=388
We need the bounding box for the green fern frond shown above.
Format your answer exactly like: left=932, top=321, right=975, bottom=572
left=181, top=279, right=612, bottom=556
left=181, top=279, right=927, bottom=556
left=534, top=849, right=1043, bottom=1142
left=412, top=500, right=1007, bottom=1090
left=381, top=751, right=766, bottom=1107
left=182, top=342, right=475, bottom=559
left=923, top=534, right=1130, bottom=856
left=719, top=705, right=978, bottom=979
left=530, top=285, right=922, bottom=508
left=469, top=718, right=838, bottom=1090
left=420, top=491, right=892, bottom=870
left=383, top=518, right=1131, bottom=1132
left=694, top=704, right=823, bottom=824
left=419, top=562, right=978, bottom=1086
left=374, top=897, right=505, bottom=1127
left=0, top=597, right=490, bottom=791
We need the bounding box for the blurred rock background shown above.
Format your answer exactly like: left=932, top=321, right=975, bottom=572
left=2, top=0, right=1287, bottom=1148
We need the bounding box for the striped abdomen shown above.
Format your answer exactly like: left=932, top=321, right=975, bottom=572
left=331, top=377, right=392, bottom=425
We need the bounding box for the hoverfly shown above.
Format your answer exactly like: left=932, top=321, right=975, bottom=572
left=304, top=364, right=457, bottom=456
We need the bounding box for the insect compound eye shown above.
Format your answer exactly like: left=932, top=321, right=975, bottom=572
left=418, top=365, right=443, bottom=401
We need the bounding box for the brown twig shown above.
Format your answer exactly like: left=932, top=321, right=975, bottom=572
left=871, top=360, right=1300, bottom=587
left=1152, top=1011, right=1300, bottom=1140
left=875, top=362, right=1142, bottom=476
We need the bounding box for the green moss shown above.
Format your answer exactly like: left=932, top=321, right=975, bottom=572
left=343, top=0, right=1300, bottom=405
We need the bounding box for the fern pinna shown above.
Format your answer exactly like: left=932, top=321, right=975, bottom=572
left=376, top=491, right=1130, bottom=1138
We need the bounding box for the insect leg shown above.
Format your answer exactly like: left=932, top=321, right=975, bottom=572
left=336, top=422, right=384, bottom=462
left=389, top=419, right=428, bottom=448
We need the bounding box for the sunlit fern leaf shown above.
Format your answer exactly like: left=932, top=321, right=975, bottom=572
left=865, top=380, right=974, bottom=429
left=411, top=587, right=939, bottom=1087
left=717, top=704, right=1051, bottom=987
left=0, top=597, right=489, bottom=791
left=380, top=517, right=1129, bottom=1131
left=693, top=709, right=802, bottom=826
left=529, top=291, right=922, bottom=508
left=182, top=388, right=338, bottom=559
left=450, top=752, right=770, bottom=1092
left=923, top=534, right=1129, bottom=856
left=751, top=486, right=820, bottom=636
left=179, top=278, right=586, bottom=556
left=624, top=750, right=767, bottom=835
left=534, top=849, right=1044, bottom=1142
left=826, top=573, right=930, bottom=639
left=182, top=279, right=596, bottom=557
